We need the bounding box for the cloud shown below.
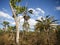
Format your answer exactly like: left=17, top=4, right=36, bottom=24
left=37, top=16, right=43, bottom=21
left=9, top=16, right=24, bottom=26
left=28, top=8, right=45, bottom=16
left=0, top=9, right=45, bottom=30
left=28, top=19, right=37, bottom=25
left=36, top=8, right=45, bottom=14
left=28, top=19, right=37, bottom=30
left=56, top=1, right=59, bottom=4
left=10, top=22, right=15, bottom=26
left=0, top=11, right=14, bottom=20
left=37, top=16, right=45, bottom=21
left=0, top=11, right=37, bottom=30
left=2, top=8, right=8, bottom=12
left=56, top=6, right=60, bottom=10
left=0, top=11, right=15, bottom=26
left=12, top=18, right=37, bottom=30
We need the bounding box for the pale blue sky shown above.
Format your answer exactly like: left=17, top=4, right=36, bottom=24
left=0, top=0, right=60, bottom=29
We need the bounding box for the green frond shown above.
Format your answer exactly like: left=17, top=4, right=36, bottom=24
left=15, top=6, right=26, bottom=14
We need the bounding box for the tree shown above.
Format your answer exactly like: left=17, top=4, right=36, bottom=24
left=35, top=15, right=57, bottom=45
left=23, top=5, right=33, bottom=32
left=8, top=26, right=16, bottom=31
left=9, top=0, right=26, bottom=45
left=23, top=15, right=30, bottom=32
left=56, top=25, right=60, bottom=45
left=3, top=21, right=9, bottom=31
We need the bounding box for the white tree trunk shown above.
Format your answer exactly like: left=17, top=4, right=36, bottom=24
left=15, top=18, right=20, bottom=45
left=10, top=3, right=20, bottom=45
left=23, top=20, right=29, bottom=32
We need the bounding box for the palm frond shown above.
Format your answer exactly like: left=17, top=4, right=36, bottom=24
left=36, top=20, right=42, bottom=22
left=28, top=10, right=33, bottom=14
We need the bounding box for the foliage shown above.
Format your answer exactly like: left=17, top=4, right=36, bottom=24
left=56, top=25, right=60, bottom=45
left=8, top=26, right=16, bottom=31
left=10, top=0, right=26, bottom=15
left=0, top=30, right=59, bottom=45
left=0, top=0, right=59, bottom=45
left=3, top=21, right=9, bottom=27
left=35, top=15, right=57, bottom=45
left=35, top=15, right=57, bottom=32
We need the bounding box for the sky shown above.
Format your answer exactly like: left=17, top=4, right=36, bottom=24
left=0, top=0, right=60, bottom=30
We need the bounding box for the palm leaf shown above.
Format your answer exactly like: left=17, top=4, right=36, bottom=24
left=36, top=20, right=42, bottom=22
left=28, top=10, right=33, bottom=14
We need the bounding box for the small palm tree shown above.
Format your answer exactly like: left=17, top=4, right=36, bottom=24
left=23, top=5, right=33, bottom=32
left=10, top=0, right=26, bottom=45
left=3, top=21, right=9, bottom=31
left=35, top=15, right=57, bottom=45
left=35, top=15, right=57, bottom=32
left=23, top=15, right=30, bottom=32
